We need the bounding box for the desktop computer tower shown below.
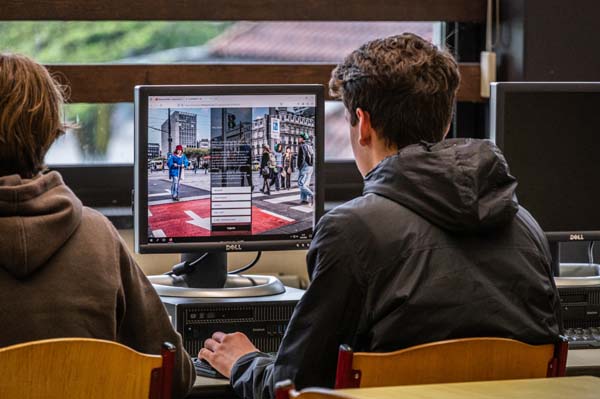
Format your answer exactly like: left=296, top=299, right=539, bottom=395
left=557, top=285, right=600, bottom=329
left=161, top=287, right=304, bottom=355
left=556, top=264, right=600, bottom=329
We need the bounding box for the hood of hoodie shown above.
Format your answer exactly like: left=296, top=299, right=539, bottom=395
left=363, top=138, right=519, bottom=233
left=0, top=171, right=82, bottom=279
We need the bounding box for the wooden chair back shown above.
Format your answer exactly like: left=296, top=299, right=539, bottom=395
left=0, top=338, right=176, bottom=399
left=335, top=337, right=568, bottom=388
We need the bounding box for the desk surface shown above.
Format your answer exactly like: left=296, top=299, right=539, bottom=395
left=337, top=376, right=600, bottom=399
left=194, top=376, right=228, bottom=387
left=188, top=349, right=600, bottom=398
left=567, top=348, right=600, bottom=368
left=191, top=376, right=235, bottom=399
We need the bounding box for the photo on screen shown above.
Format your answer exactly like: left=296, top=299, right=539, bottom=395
left=145, top=95, right=316, bottom=243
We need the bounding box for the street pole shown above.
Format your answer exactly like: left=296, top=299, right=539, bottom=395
left=266, top=113, right=271, bottom=150
left=167, top=108, right=172, bottom=155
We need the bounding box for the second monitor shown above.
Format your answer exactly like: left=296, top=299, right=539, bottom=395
left=489, top=82, right=600, bottom=276
left=134, top=85, right=325, bottom=289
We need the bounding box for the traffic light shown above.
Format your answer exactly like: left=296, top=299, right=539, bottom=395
left=227, top=114, right=236, bottom=129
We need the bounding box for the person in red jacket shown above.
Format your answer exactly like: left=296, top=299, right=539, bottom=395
left=167, top=144, right=189, bottom=201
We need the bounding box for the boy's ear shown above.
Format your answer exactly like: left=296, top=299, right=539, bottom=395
left=443, top=120, right=452, bottom=139
left=356, top=108, right=373, bottom=146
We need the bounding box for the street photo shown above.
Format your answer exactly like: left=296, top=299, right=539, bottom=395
left=146, top=101, right=316, bottom=239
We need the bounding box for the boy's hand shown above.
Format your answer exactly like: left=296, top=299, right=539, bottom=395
left=199, top=332, right=259, bottom=378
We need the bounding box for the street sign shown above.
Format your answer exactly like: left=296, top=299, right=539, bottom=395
left=270, top=117, right=280, bottom=141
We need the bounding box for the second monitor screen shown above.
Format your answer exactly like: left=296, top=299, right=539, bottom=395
left=146, top=94, right=316, bottom=243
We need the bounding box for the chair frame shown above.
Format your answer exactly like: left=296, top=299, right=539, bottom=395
left=155, top=342, right=177, bottom=399
left=0, top=338, right=176, bottom=399
left=334, top=336, right=569, bottom=389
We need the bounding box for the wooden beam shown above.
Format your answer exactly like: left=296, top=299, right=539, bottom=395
left=47, top=63, right=482, bottom=103
left=48, top=64, right=333, bottom=102
left=457, top=63, right=482, bottom=103
left=2, top=0, right=485, bottom=22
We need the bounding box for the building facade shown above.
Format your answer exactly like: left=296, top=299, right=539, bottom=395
left=148, top=142, right=160, bottom=159
left=251, top=108, right=315, bottom=160
left=161, top=111, right=197, bottom=155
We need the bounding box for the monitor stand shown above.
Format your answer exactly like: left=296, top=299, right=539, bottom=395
left=147, top=252, right=286, bottom=298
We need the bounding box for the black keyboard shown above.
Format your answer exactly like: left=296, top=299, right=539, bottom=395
left=193, top=357, right=227, bottom=379
left=565, top=327, right=600, bottom=349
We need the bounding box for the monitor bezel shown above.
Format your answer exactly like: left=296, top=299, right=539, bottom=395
left=489, top=81, right=600, bottom=242
left=134, top=84, right=325, bottom=254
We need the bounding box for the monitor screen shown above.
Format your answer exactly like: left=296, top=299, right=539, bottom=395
left=490, top=82, right=600, bottom=240
left=134, top=85, right=324, bottom=253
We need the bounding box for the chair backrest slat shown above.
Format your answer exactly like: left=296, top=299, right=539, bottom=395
left=336, top=337, right=567, bottom=388
left=0, top=338, right=169, bottom=399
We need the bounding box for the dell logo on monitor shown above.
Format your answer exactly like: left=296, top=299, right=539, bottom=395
left=569, top=234, right=585, bottom=241
left=226, top=244, right=243, bottom=251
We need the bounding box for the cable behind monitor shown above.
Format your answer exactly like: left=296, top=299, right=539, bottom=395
left=229, top=252, right=262, bottom=275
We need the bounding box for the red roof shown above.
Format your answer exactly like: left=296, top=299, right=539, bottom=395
left=206, top=22, right=436, bottom=160
left=208, top=22, right=434, bottom=62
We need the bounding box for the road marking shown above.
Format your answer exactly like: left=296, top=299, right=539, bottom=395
left=264, top=194, right=301, bottom=204
left=184, top=210, right=211, bottom=230
left=179, top=182, right=211, bottom=190
left=152, top=229, right=166, bottom=237
left=148, top=189, right=172, bottom=198
left=252, top=188, right=299, bottom=198
left=149, top=195, right=210, bottom=206
left=259, top=209, right=295, bottom=222
left=148, top=189, right=299, bottom=204
left=290, top=205, right=313, bottom=213
left=148, top=209, right=153, bottom=217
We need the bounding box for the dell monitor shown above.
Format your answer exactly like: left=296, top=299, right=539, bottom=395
left=134, top=85, right=324, bottom=289
left=490, top=82, right=600, bottom=275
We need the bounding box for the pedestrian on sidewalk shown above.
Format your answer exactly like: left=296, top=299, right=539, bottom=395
left=297, top=133, right=314, bottom=205
left=167, top=145, right=189, bottom=201
left=282, top=146, right=294, bottom=190
left=270, top=143, right=283, bottom=191
left=260, top=144, right=273, bottom=195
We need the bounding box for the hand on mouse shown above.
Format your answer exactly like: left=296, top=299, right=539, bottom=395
left=199, top=331, right=259, bottom=378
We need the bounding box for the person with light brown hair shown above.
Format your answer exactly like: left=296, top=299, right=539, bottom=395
left=0, top=54, right=67, bottom=177
left=0, top=53, right=194, bottom=398
left=198, top=33, right=560, bottom=399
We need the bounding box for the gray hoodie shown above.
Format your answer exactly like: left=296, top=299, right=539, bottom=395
left=0, top=171, right=194, bottom=398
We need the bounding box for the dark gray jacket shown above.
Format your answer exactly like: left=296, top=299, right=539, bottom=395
left=297, top=142, right=312, bottom=170
left=231, top=139, right=562, bottom=398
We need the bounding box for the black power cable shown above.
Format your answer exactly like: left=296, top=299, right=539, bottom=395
left=164, top=251, right=262, bottom=276
left=229, top=251, right=262, bottom=275
left=164, top=253, right=209, bottom=276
